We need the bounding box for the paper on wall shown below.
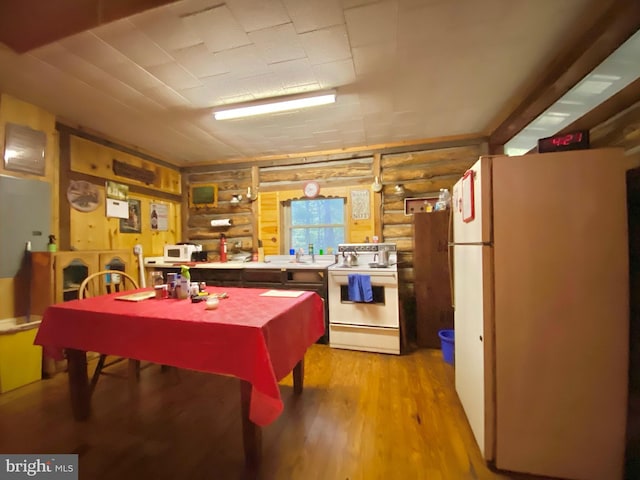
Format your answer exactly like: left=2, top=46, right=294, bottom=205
left=106, top=198, right=129, bottom=219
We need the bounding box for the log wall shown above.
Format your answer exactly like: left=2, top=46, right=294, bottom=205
left=183, top=141, right=488, bottom=345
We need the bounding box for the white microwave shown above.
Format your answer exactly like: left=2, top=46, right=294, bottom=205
left=163, top=244, right=201, bottom=262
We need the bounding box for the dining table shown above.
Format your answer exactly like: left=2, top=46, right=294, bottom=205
left=33, top=286, right=325, bottom=466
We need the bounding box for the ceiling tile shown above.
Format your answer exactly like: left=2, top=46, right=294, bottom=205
left=181, top=5, right=251, bottom=53
left=142, top=85, right=191, bottom=108
left=93, top=19, right=174, bottom=68
left=299, top=25, right=351, bottom=65
left=130, top=5, right=202, bottom=52
left=268, top=58, right=318, bottom=90
left=248, top=23, right=306, bottom=64
left=177, top=84, right=217, bottom=106
left=0, top=0, right=607, bottom=164
left=173, top=43, right=230, bottom=78
left=212, top=44, right=270, bottom=78
left=312, top=59, right=357, bottom=88
left=146, top=61, right=202, bottom=91
left=58, top=32, right=129, bottom=69
left=344, top=0, right=398, bottom=48
left=283, top=0, right=344, bottom=34
left=109, top=61, right=164, bottom=91
left=352, top=43, right=398, bottom=76
left=226, top=0, right=290, bottom=32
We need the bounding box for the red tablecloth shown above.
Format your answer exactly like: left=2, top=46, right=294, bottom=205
left=34, top=287, right=325, bottom=426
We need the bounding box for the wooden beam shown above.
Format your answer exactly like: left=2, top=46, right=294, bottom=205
left=488, top=0, right=640, bottom=148
left=0, top=0, right=178, bottom=53
left=182, top=134, right=487, bottom=171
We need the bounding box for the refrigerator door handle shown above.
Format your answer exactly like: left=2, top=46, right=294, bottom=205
left=448, top=209, right=455, bottom=308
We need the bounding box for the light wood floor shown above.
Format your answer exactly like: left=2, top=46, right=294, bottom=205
left=0, top=346, right=571, bottom=480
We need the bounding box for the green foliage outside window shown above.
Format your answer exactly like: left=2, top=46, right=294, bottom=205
left=290, top=198, right=345, bottom=252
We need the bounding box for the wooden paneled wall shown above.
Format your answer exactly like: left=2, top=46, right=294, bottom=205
left=65, top=133, right=182, bottom=257
left=0, top=93, right=57, bottom=320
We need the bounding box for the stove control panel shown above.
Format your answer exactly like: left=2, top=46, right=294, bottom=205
left=337, top=243, right=397, bottom=252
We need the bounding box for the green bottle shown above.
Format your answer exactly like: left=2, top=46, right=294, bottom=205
left=47, top=235, right=57, bottom=252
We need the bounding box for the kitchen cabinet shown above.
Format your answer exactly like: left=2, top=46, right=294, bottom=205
left=98, top=249, right=133, bottom=274
left=190, top=268, right=243, bottom=287
left=30, top=250, right=135, bottom=317
left=29, top=250, right=135, bottom=376
left=30, top=251, right=100, bottom=317
left=413, top=211, right=453, bottom=348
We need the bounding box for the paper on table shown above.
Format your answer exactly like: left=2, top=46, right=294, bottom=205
left=115, top=291, right=156, bottom=302
left=259, top=290, right=305, bottom=298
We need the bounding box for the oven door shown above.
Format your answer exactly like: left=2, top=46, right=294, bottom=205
left=328, top=270, right=399, bottom=328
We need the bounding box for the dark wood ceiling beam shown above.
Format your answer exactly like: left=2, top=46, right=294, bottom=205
left=488, top=0, right=640, bottom=149
left=0, top=0, right=178, bottom=53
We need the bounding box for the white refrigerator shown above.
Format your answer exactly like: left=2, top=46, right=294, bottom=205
left=450, top=148, right=629, bottom=480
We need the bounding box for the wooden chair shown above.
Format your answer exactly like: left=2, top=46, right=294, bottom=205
left=78, top=269, right=143, bottom=394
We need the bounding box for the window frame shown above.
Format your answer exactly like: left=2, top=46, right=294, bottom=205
left=282, top=197, right=347, bottom=253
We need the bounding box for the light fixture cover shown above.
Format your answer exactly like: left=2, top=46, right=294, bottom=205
left=214, top=91, right=336, bottom=120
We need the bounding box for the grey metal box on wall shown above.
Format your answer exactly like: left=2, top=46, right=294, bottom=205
left=0, top=175, right=51, bottom=278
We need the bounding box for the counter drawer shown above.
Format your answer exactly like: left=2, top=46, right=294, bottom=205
left=243, top=269, right=283, bottom=284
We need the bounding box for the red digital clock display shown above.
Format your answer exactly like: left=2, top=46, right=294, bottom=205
left=538, top=130, right=590, bottom=153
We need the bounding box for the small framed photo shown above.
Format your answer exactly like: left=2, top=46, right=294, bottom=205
left=120, top=199, right=141, bottom=233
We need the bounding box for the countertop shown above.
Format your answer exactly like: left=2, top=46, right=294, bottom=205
left=144, top=255, right=336, bottom=271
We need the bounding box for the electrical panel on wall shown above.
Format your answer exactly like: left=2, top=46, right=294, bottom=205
left=0, top=176, right=51, bottom=278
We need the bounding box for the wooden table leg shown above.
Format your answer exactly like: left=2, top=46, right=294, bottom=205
left=240, top=380, right=262, bottom=467
left=293, top=358, right=304, bottom=395
left=66, top=349, right=91, bottom=421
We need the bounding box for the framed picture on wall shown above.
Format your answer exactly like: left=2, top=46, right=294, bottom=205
left=3, top=123, right=46, bottom=176
left=120, top=199, right=141, bottom=233
left=189, top=184, right=218, bottom=208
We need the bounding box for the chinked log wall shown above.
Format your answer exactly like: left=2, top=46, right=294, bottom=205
left=183, top=139, right=487, bottom=346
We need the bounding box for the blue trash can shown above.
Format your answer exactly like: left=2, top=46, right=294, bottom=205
left=438, top=329, right=455, bottom=365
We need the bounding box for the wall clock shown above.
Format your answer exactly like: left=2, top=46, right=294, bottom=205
left=303, top=181, right=320, bottom=198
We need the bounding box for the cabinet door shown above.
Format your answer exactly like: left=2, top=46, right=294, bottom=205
left=99, top=250, right=133, bottom=274
left=416, top=280, right=453, bottom=348
left=413, top=212, right=453, bottom=348
left=54, top=252, right=99, bottom=303
left=30, top=252, right=56, bottom=317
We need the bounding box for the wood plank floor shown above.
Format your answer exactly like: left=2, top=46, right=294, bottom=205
left=0, top=346, right=596, bottom=479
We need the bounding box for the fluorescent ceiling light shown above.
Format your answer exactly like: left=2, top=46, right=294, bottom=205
left=214, top=91, right=336, bottom=120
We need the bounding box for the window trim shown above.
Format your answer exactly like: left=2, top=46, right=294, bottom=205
left=281, top=197, right=347, bottom=253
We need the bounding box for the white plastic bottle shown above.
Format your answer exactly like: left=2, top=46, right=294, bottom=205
left=435, top=188, right=451, bottom=211
left=178, top=274, right=190, bottom=299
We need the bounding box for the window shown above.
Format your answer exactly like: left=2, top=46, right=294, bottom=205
left=284, top=198, right=345, bottom=253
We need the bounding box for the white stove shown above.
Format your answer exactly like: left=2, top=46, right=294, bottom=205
left=329, top=243, right=398, bottom=273
left=328, top=243, right=400, bottom=355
